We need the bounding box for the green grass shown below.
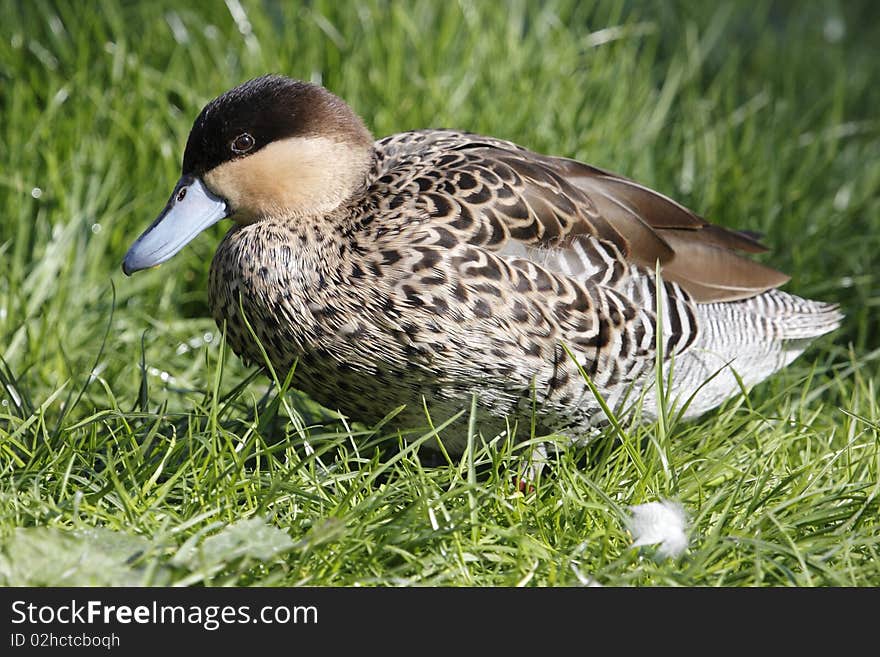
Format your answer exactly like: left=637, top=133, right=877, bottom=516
left=1, top=0, right=879, bottom=586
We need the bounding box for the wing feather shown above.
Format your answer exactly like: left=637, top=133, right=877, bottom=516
left=377, top=130, right=788, bottom=303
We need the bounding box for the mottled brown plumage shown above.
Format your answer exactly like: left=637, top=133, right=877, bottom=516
left=124, top=75, right=841, bottom=453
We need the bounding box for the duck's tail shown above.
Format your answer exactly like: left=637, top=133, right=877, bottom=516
left=663, top=289, right=842, bottom=419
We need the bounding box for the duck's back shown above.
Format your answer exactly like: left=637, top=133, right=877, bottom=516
left=374, top=131, right=839, bottom=418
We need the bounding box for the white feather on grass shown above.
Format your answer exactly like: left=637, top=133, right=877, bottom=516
left=626, top=500, right=689, bottom=558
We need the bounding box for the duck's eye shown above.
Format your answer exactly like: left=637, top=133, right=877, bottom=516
left=231, top=133, right=255, bottom=154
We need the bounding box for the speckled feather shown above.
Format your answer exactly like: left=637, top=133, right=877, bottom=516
left=206, top=126, right=841, bottom=452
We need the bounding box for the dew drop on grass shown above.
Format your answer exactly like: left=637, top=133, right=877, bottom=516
left=29, top=42, right=58, bottom=71
left=823, top=16, right=845, bottom=43
left=226, top=0, right=254, bottom=36
left=5, top=384, right=21, bottom=407
left=147, top=366, right=176, bottom=384
left=91, top=223, right=102, bottom=234
left=165, top=11, right=189, bottom=44
left=88, top=363, right=107, bottom=384
left=31, top=187, right=43, bottom=199
left=225, top=0, right=260, bottom=53
left=48, top=15, right=65, bottom=37
left=833, top=185, right=852, bottom=211
left=203, top=332, right=214, bottom=343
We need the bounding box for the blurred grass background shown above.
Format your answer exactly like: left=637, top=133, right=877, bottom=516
left=0, top=0, right=878, bottom=586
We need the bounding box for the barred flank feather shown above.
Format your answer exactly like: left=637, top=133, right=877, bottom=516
left=650, top=290, right=842, bottom=420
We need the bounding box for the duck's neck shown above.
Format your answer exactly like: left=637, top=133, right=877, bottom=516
left=208, top=206, right=369, bottom=364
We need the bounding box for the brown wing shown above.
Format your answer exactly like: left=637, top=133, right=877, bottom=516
left=384, top=131, right=788, bottom=303
left=546, top=156, right=790, bottom=302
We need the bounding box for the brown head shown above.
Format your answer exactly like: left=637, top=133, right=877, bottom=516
left=123, top=75, right=373, bottom=274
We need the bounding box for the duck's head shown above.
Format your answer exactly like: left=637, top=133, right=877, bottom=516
left=122, top=75, right=373, bottom=275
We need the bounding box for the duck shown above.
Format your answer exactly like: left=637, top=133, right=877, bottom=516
left=123, top=74, right=841, bottom=454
